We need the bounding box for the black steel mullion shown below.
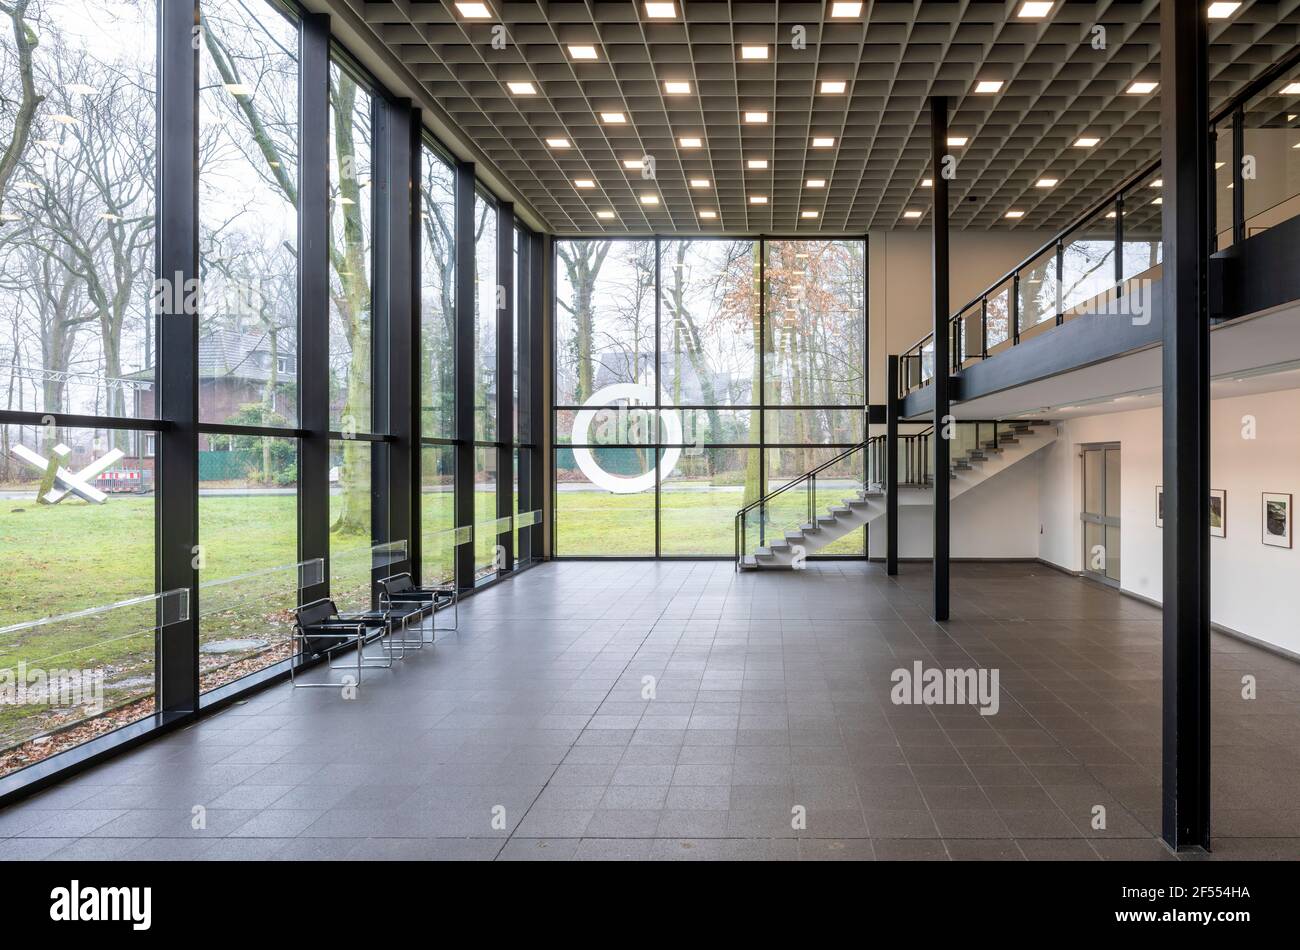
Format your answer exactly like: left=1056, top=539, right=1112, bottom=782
left=654, top=236, right=661, bottom=558
left=757, top=238, right=766, bottom=546
left=155, top=0, right=200, bottom=715
left=930, top=96, right=951, bottom=623
left=886, top=355, right=899, bottom=576
left=496, top=201, right=515, bottom=571
left=453, top=160, right=477, bottom=591
left=297, top=12, right=330, bottom=613
left=374, top=95, right=417, bottom=591
left=1159, top=0, right=1212, bottom=853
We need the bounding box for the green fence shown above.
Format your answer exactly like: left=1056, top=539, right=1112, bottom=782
left=199, top=449, right=260, bottom=481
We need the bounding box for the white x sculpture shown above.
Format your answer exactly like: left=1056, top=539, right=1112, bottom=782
left=10, top=443, right=126, bottom=504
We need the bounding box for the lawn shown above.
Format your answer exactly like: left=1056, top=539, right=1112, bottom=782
left=0, top=480, right=865, bottom=759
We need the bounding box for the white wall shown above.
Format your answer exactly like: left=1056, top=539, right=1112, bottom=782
left=869, top=450, right=1044, bottom=559
left=1037, top=387, right=1300, bottom=655
left=868, top=229, right=1055, bottom=403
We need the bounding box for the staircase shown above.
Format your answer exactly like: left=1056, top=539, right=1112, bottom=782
left=736, top=420, right=1057, bottom=570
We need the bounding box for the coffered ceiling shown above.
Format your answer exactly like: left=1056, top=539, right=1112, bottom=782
left=346, top=0, right=1300, bottom=234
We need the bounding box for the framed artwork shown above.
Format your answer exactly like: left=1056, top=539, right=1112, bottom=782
left=1262, top=493, right=1292, bottom=549
left=1157, top=486, right=1228, bottom=537
left=1209, top=489, right=1226, bottom=538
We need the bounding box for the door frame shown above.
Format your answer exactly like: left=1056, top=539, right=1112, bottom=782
left=1080, top=442, right=1121, bottom=588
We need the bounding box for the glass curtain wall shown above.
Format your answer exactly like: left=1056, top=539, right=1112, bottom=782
left=0, top=1, right=541, bottom=787
left=553, top=237, right=867, bottom=557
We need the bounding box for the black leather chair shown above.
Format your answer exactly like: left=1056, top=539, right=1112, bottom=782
left=378, top=573, right=457, bottom=643
left=291, top=598, right=396, bottom=687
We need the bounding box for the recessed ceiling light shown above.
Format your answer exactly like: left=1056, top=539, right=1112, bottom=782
left=641, top=194, right=659, bottom=205
left=699, top=210, right=717, bottom=219
left=1017, top=1, right=1054, bottom=17
left=664, top=80, right=692, bottom=94
left=947, top=135, right=968, bottom=147
left=740, top=45, right=769, bottom=60
left=679, top=136, right=702, bottom=148
left=1005, top=210, right=1025, bottom=219
left=820, top=80, right=846, bottom=94
left=744, top=111, right=769, bottom=123
left=454, top=2, right=491, bottom=18
left=546, top=137, right=571, bottom=148
left=1074, top=136, right=1100, bottom=147
left=974, top=80, right=1003, bottom=94
left=1036, top=177, right=1058, bottom=188
left=1207, top=2, right=1241, bottom=18
left=801, top=210, right=819, bottom=218
left=830, top=1, right=862, bottom=16
left=623, top=158, right=644, bottom=169
left=568, top=45, right=598, bottom=60
left=1105, top=211, right=1117, bottom=219
left=601, top=112, right=626, bottom=123
left=1293, top=142, right=1300, bottom=149
left=690, top=178, right=710, bottom=188
left=1150, top=179, right=1163, bottom=187
left=597, top=210, right=616, bottom=219
left=1215, top=161, right=1225, bottom=169
left=1282, top=82, right=1300, bottom=96
left=1127, top=81, right=1158, bottom=95
left=574, top=179, right=595, bottom=188
left=806, top=178, right=826, bottom=187
left=812, top=136, right=835, bottom=147
left=903, top=210, right=923, bottom=219
left=921, top=178, right=932, bottom=187
left=507, top=81, right=537, bottom=95
left=749, top=195, right=768, bottom=204
left=1151, top=197, right=1163, bottom=205
left=644, top=1, right=676, bottom=17
left=747, top=158, right=768, bottom=169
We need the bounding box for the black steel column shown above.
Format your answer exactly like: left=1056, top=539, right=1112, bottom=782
left=1159, top=0, right=1212, bottom=853
left=374, top=97, right=417, bottom=580
left=453, top=160, right=476, bottom=591
left=1231, top=106, right=1245, bottom=247
left=886, top=355, right=899, bottom=576
left=496, top=201, right=514, bottom=571
left=930, top=95, right=950, bottom=622
left=530, top=230, right=547, bottom=558
left=297, top=12, right=330, bottom=607
left=516, top=228, right=535, bottom=562
left=155, top=0, right=200, bottom=714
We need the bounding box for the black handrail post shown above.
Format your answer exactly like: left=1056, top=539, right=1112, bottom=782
left=1115, top=194, right=1125, bottom=292
left=886, top=356, right=899, bottom=576
left=1231, top=105, right=1245, bottom=246
left=980, top=298, right=988, bottom=359
left=1055, top=238, right=1065, bottom=325
left=1011, top=273, right=1021, bottom=345
left=930, top=94, right=951, bottom=622
left=1159, top=0, right=1211, bottom=853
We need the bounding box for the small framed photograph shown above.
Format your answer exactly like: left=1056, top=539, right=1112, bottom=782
left=1210, top=489, right=1226, bottom=538
left=1155, top=485, right=1163, bottom=528
left=1262, top=492, right=1292, bottom=548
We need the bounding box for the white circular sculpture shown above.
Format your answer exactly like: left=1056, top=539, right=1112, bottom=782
left=571, top=383, right=681, bottom=494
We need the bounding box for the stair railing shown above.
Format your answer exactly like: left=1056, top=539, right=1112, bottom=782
left=735, top=428, right=936, bottom=571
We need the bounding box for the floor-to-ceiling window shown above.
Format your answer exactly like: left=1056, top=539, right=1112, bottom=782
left=419, top=142, right=456, bottom=587
left=0, top=0, right=159, bottom=776
left=552, top=236, right=866, bottom=558
left=196, top=0, right=301, bottom=693
left=472, top=191, right=498, bottom=577
left=327, top=58, right=380, bottom=610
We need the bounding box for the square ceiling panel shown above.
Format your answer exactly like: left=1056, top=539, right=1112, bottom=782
left=352, top=0, right=1300, bottom=234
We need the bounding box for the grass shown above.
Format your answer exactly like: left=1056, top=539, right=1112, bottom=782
left=0, top=479, right=865, bottom=753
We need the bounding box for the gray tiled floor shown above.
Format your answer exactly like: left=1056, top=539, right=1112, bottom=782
left=2, top=560, right=1298, bottom=861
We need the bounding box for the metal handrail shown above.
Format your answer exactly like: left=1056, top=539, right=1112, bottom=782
left=899, top=44, right=1300, bottom=397
left=734, top=427, right=936, bottom=569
